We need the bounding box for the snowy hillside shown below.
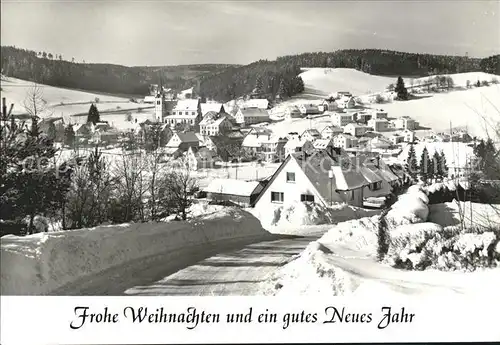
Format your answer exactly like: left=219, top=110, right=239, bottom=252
left=381, top=84, right=500, bottom=138
left=0, top=77, right=153, bottom=118
left=299, top=68, right=395, bottom=96
left=299, top=67, right=499, bottom=97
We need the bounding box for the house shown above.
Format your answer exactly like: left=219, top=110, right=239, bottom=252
left=333, top=133, right=358, bottom=149
left=186, top=146, right=216, bottom=170
left=331, top=112, right=355, bottom=127
left=260, top=135, right=288, bottom=163
left=253, top=150, right=370, bottom=210
left=353, top=156, right=391, bottom=198
left=321, top=125, right=343, bottom=139
left=389, top=133, right=405, bottom=145
left=320, top=99, right=338, bottom=112
left=164, top=99, right=202, bottom=129
left=401, top=129, right=416, bottom=143
left=243, top=99, right=269, bottom=110
left=204, top=179, right=265, bottom=207
left=73, top=123, right=92, bottom=143
left=284, top=138, right=314, bottom=158
left=337, top=96, right=356, bottom=109
left=393, top=116, right=417, bottom=130
left=371, top=109, right=388, bottom=120
left=284, top=106, right=302, bottom=120
left=199, top=114, right=232, bottom=137
left=241, top=127, right=273, bottom=154
left=368, top=118, right=390, bottom=132
left=300, top=128, right=321, bottom=142
left=298, top=104, right=321, bottom=115
left=235, top=108, right=270, bottom=126
left=355, top=111, right=372, bottom=124
left=344, top=123, right=369, bottom=137
left=165, top=131, right=200, bottom=154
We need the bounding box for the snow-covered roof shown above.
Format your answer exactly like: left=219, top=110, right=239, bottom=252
left=244, top=99, right=269, bottom=109
left=330, top=164, right=368, bottom=191
left=240, top=108, right=270, bottom=118
left=144, top=96, right=156, bottom=103
left=174, top=99, right=199, bottom=111
left=204, top=179, right=260, bottom=196
left=313, top=139, right=333, bottom=149
left=201, top=103, right=224, bottom=115
left=301, top=128, right=321, bottom=137
left=358, top=166, right=383, bottom=184
left=322, top=125, right=343, bottom=133
left=200, top=115, right=228, bottom=126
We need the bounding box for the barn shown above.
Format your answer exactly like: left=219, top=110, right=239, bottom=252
left=203, top=179, right=265, bottom=207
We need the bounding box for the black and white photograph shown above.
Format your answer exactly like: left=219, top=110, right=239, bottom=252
left=1, top=0, right=500, bottom=325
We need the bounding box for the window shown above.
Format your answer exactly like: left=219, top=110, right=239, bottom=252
left=300, top=194, right=315, bottom=202
left=369, top=182, right=382, bottom=191
left=192, top=112, right=195, bottom=115
left=271, top=192, right=284, bottom=203
left=157, top=100, right=160, bottom=105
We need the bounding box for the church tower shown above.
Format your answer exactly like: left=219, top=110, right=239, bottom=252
left=154, top=91, right=163, bottom=123
left=154, top=74, right=165, bottom=123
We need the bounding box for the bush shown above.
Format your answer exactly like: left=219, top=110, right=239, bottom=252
left=375, top=94, right=385, bottom=104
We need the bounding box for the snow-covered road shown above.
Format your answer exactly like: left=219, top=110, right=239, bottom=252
left=50, top=230, right=324, bottom=296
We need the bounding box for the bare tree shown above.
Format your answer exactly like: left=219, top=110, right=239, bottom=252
left=165, top=159, right=198, bottom=220
left=145, top=146, right=170, bottom=221
left=113, top=150, right=147, bottom=222
left=23, top=83, right=48, bottom=118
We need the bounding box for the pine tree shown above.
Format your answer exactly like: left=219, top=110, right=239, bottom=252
left=438, top=151, right=448, bottom=178
left=87, top=104, right=100, bottom=124
left=64, top=124, right=75, bottom=147
left=420, top=146, right=430, bottom=181
left=254, top=76, right=264, bottom=95
left=277, top=79, right=287, bottom=99
left=406, top=144, right=419, bottom=180
left=395, top=76, right=409, bottom=100
left=431, top=151, right=441, bottom=179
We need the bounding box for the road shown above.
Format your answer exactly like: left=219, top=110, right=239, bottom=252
left=51, top=229, right=325, bottom=296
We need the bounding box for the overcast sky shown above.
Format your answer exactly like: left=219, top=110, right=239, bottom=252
left=1, top=0, right=499, bottom=66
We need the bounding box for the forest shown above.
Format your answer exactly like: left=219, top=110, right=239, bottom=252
left=2, top=46, right=499, bottom=102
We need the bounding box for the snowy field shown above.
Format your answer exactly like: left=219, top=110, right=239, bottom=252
left=260, top=187, right=500, bottom=297
left=0, top=207, right=273, bottom=295
left=0, top=77, right=152, bottom=119
left=299, top=68, right=395, bottom=96
left=293, top=68, right=500, bottom=139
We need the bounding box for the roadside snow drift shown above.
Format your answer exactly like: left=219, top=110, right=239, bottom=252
left=1, top=207, right=272, bottom=295
left=251, top=201, right=381, bottom=232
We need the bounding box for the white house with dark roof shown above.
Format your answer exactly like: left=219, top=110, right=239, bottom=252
left=298, top=104, right=321, bottom=115
left=300, top=128, right=321, bottom=142
left=321, top=125, right=343, bottom=139
left=185, top=146, right=216, bottom=170
left=368, top=118, right=390, bottom=132
left=284, top=106, right=302, bottom=120
left=337, top=96, right=356, bottom=109
left=344, top=123, right=369, bottom=137
left=331, top=112, right=355, bottom=127
left=393, top=116, right=418, bottom=130
left=241, top=127, right=273, bottom=154
left=253, top=150, right=370, bottom=210
left=165, top=131, right=200, bottom=156
left=235, top=108, right=270, bottom=126
left=199, top=114, right=232, bottom=137
left=371, top=109, right=388, bottom=120
left=333, top=133, right=358, bottom=149
left=401, top=129, right=416, bottom=142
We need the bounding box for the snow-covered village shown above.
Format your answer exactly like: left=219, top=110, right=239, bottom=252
left=1, top=1, right=500, bottom=302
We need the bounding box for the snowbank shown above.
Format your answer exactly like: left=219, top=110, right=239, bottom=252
left=251, top=201, right=381, bottom=232
left=386, top=185, right=429, bottom=225
left=1, top=208, right=272, bottom=295
left=260, top=240, right=360, bottom=296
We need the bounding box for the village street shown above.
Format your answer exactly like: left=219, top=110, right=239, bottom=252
left=49, top=229, right=326, bottom=296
